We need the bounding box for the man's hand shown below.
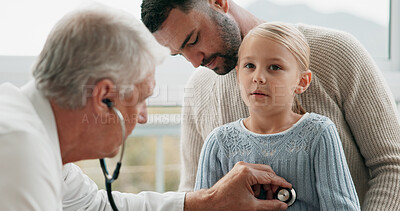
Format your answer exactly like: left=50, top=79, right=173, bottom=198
left=185, top=161, right=292, bottom=211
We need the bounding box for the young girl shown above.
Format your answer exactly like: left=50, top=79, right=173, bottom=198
left=194, top=22, right=360, bottom=210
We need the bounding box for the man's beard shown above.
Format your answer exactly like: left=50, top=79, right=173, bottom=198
left=201, top=52, right=238, bottom=75
left=205, top=9, right=241, bottom=75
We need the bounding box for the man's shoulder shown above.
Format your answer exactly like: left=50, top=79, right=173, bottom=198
left=295, top=23, right=363, bottom=54
left=0, top=83, right=40, bottom=130
left=0, top=83, right=34, bottom=110
left=295, top=23, right=356, bottom=42
left=295, top=23, right=371, bottom=77
left=0, top=85, right=56, bottom=176
left=0, top=85, right=62, bottom=210
left=0, top=83, right=59, bottom=171
left=0, top=83, right=46, bottom=145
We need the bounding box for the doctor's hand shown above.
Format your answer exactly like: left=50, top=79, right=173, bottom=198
left=184, top=161, right=292, bottom=211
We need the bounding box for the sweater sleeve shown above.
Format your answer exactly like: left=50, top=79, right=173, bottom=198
left=194, top=131, right=224, bottom=191
left=314, top=124, right=360, bottom=211
left=332, top=32, right=400, bottom=210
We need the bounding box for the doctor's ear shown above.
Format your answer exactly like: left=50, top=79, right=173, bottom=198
left=92, top=79, right=116, bottom=113
left=208, top=0, right=229, bottom=13
left=295, top=70, right=312, bottom=94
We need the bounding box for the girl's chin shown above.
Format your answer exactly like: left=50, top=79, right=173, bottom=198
left=247, top=104, right=291, bottom=112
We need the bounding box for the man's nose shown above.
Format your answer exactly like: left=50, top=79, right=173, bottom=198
left=137, top=103, right=148, bottom=124
left=183, top=49, right=204, bottom=68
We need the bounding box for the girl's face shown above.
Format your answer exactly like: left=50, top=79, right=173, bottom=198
left=236, top=35, right=303, bottom=112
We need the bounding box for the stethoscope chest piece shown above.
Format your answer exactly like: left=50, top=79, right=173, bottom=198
left=274, top=187, right=296, bottom=207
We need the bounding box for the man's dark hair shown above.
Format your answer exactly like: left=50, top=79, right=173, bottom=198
left=141, top=0, right=198, bottom=33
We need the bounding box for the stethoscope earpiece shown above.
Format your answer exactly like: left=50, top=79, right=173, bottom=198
left=102, top=98, right=113, bottom=108
left=274, top=187, right=296, bottom=207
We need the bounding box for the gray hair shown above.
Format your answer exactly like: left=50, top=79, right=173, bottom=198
left=32, top=4, right=170, bottom=109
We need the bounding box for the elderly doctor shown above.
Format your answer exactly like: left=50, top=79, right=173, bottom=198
left=0, top=5, right=291, bottom=211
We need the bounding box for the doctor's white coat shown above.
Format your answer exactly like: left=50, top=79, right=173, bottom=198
left=0, top=81, right=185, bottom=211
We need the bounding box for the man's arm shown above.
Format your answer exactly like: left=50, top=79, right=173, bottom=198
left=63, top=162, right=290, bottom=211
left=62, top=163, right=185, bottom=211
left=335, top=33, right=400, bottom=210
left=298, top=23, right=400, bottom=209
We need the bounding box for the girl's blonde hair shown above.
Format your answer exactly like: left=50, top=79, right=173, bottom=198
left=247, top=22, right=311, bottom=114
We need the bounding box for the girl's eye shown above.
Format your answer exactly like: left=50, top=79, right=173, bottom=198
left=244, top=63, right=256, bottom=69
left=268, top=64, right=281, bottom=70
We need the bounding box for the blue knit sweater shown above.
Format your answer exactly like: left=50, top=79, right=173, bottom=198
left=194, top=113, right=360, bottom=210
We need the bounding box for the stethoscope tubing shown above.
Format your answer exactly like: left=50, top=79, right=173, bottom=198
left=99, top=105, right=127, bottom=211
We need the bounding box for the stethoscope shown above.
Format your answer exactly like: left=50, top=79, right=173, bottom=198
left=274, top=187, right=296, bottom=207
left=100, top=99, right=126, bottom=211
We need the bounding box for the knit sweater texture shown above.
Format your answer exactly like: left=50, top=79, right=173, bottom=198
left=194, top=113, right=360, bottom=210
left=179, top=23, right=400, bottom=210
